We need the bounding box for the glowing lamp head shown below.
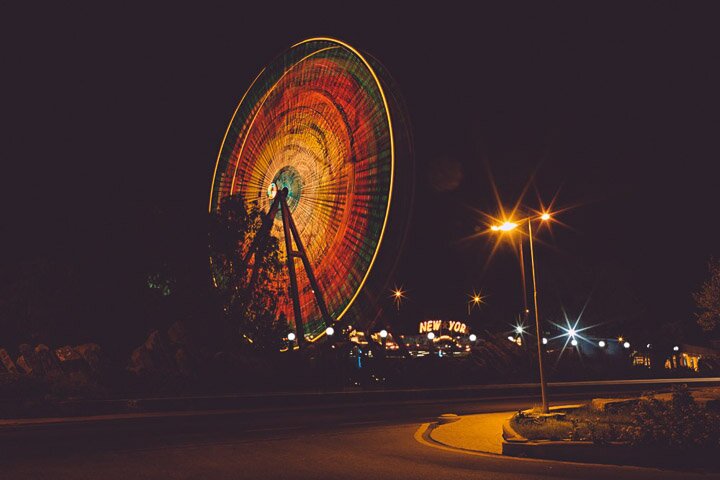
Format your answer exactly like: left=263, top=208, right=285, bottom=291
left=427, top=332, right=435, bottom=340
left=598, top=340, right=606, bottom=347
left=623, top=341, right=630, bottom=349
left=540, top=213, right=551, bottom=221
left=673, top=345, right=680, bottom=352
left=515, top=325, right=524, bottom=334
left=379, top=329, right=388, bottom=339
left=287, top=332, right=296, bottom=342
left=568, top=328, right=576, bottom=337
left=507, top=336, right=515, bottom=342
left=498, top=221, right=518, bottom=232
left=325, top=326, right=335, bottom=336
left=469, top=334, right=477, bottom=342
left=542, top=337, right=548, bottom=345
left=571, top=339, right=578, bottom=346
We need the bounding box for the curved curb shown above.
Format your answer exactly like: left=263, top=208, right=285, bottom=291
left=413, top=423, right=500, bottom=458
left=501, top=417, right=527, bottom=443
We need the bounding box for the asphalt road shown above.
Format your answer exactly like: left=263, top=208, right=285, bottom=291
left=0, top=388, right=718, bottom=479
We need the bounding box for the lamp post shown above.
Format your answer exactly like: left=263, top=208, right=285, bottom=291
left=392, top=287, right=405, bottom=311
left=467, top=291, right=484, bottom=316
left=491, top=212, right=551, bottom=413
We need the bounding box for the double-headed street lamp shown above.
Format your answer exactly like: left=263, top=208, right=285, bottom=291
left=491, top=211, right=552, bottom=413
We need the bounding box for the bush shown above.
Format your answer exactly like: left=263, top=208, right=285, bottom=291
left=628, top=385, right=720, bottom=449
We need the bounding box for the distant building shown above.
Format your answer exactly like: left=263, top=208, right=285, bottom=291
left=664, top=344, right=720, bottom=372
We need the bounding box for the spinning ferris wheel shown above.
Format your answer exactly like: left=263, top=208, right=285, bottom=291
left=209, top=38, right=413, bottom=344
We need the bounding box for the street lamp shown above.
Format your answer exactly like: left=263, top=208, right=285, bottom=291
left=468, top=291, right=484, bottom=315
left=491, top=211, right=552, bottom=413
left=287, top=332, right=296, bottom=342
left=391, top=286, right=405, bottom=310
left=469, top=333, right=477, bottom=342
left=325, top=326, right=335, bottom=336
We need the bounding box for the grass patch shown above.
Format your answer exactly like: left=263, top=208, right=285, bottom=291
left=511, top=415, right=573, bottom=440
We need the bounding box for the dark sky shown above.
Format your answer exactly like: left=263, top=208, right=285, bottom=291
left=2, top=3, right=720, bottom=342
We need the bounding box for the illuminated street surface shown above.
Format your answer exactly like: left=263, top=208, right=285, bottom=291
left=0, top=385, right=716, bottom=480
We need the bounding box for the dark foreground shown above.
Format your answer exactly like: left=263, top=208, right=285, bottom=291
left=1, top=382, right=718, bottom=479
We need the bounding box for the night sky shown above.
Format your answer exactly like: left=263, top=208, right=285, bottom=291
left=3, top=3, right=719, bottom=344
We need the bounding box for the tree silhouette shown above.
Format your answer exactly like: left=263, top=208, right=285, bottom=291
left=208, top=195, right=286, bottom=349
left=693, top=258, right=720, bottom=332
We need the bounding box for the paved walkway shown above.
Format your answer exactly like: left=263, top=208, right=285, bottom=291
left=429, top=411, right=513, bottom=454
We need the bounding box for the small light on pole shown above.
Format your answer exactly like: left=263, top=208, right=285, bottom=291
left=392, top=287, right=405, bottom=310
left=325, top=326, right=335, bottom=336
left=287, top=332, right=296, bottom=342
left=570, top=338, right=578, bottom=346
left=542, top=337, right=548, bottom=345
left=598, top=340, right=606, bottom=347
left=469, top=333, right=477, bottom=342
left=623, top=341, right=630, bottom=349
left=379, top=329, right=388, bottom=339
left=427, top=331, right=435, bottom=340
left=673, top=345, right=680, bottom=351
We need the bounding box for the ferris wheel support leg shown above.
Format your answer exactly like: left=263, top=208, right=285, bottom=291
left=280, top=193, right=306, bottom=345
left=280, top=193, right=334, bottom=328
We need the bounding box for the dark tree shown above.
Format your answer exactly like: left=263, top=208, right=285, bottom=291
left=208, top=195, right=286, bottom=349
left=693, top=258, right=720, bottom=332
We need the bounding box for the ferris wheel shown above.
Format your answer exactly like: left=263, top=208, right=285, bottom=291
left=209, top=38, right=413, bottom=344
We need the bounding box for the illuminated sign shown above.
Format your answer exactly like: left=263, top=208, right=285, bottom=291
left=418, top=320, right=468, bottom=334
